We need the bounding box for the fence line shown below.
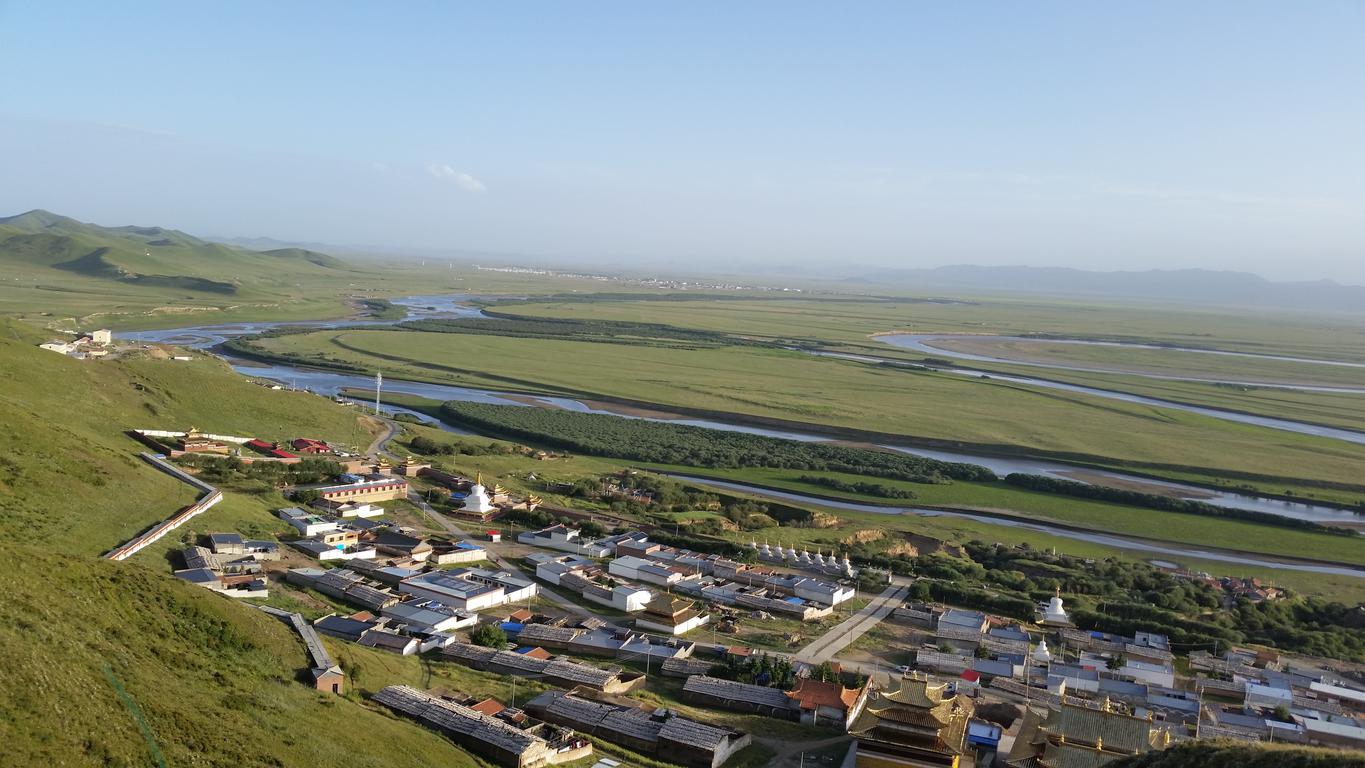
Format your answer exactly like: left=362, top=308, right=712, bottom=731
left=104, top=453, right=222, bottom=561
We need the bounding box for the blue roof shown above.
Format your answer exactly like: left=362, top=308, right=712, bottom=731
left=967, top=721, right=1002, bottom=747
left=500, top=622, right=525, bottom=633
left=783, top=596, right=805, bottom=604
left=513, top=646, right=536, bottom=654
left=456, top=541, right=483, bottom=550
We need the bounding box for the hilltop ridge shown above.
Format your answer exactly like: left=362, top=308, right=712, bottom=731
left=0, top=209, right=351, bottom=306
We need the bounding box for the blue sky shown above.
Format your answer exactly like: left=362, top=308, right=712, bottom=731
left=2, top=2, right=1363, bottom=281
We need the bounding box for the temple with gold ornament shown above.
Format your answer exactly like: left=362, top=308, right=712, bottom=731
left=846, top=674, right=976, bottom=767
left=1005, top=699, right=1177, bottom=768
left=177, top=427, right=231, bottom=454
left=395, top=456, right=431, bottom=476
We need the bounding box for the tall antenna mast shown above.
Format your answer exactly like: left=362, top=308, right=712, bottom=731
left=374, top=370, right=383, bottom=415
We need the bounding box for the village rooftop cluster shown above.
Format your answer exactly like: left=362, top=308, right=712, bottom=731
left=173, top=512, right=1365, bottom=767
left=113, top=422, right=1365, bottom=768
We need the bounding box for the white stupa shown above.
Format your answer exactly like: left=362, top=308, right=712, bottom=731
left=1043, top=588, right=1070, bottom=625
left=784, top=546, right=797, bottom=560
left=798, top=549, right=812, bottom=564
left=760, top=541, right=773, bottom=558
left=1033, top=639, right=1052, bottom=664
left=814, top=550, right=827, bottom=566
left=840, top=553, right=853, bottom=575
left=462, top=473, right=495, bottom=515
left=749, top=539, right=758, bottom=551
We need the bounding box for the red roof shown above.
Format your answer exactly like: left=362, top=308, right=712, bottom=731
left=470, top=698, right=505, bottom=716
left=269, top=448, right=297, bottom=458
left=246, top=439, right=274, bottom=450
left=520, top=646, right=552, bottom=660
left=786, top=678, right=859, bottom=711
left=960, top=670, right=981, bottom=683
left=486, top=530, right=501, bottom=536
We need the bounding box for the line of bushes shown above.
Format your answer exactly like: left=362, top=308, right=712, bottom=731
left=796, top=474, right=916, bottom=499
left=400, top=314, right=769, bottom=349
left=439, top=400, right=996, bottom=483
left=1003, top=473, right=1352, bottom=535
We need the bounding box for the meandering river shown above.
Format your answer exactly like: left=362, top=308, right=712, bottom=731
left=868, top=336, right=1365, bottom=446
left=119, top=297, right=1365, bottom=533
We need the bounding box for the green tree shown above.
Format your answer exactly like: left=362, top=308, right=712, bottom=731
left=813, top=661, right=837, bottom=683
left=470, top=623, right=508, bottom=648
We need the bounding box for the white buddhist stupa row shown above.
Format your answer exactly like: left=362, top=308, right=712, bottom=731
left=750, top=540, right=855, bottom=576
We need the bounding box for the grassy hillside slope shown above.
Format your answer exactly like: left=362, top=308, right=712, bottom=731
left=1110, top=741, right=1365, bottom=768
left=0, top=209, right=469, bottom=330
left=0, top=323, right=478, bottom=767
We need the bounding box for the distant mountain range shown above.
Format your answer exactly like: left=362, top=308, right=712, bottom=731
left=0, top=209, right=349, bottom=296
left=850, top=265, right=1365, bottom=312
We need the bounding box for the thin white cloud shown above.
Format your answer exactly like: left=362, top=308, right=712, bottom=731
left=426, top=163, right=486, bottom=193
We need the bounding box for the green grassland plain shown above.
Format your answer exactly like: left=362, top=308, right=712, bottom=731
left=491, top=294, right=1365, bottom=363
left=252, top=328, right=1365, bottom=501
left=916, top=335, right=1365, bottom=388
left=937, top=363, right=1365, bottom=435
left=492, top=295, right=1365, bottom=438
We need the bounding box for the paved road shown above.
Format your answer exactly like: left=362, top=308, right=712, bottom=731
left=792, top=581, right=910, bottom=665
left=367, top=414, right=401, bottom=456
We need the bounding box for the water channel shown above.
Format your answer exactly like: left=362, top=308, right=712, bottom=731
left=870, top=336, right=1365, bottom=446
left=118, top=296, right=1365, bottom=532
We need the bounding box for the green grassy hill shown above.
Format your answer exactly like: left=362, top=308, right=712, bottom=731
left=0, top=209, right=443, bottom=330
left=260, top=247, right=347, bottom=268
left=0, top=322, right=480, bottom=767
left=0, top=208, right=356, bottom=297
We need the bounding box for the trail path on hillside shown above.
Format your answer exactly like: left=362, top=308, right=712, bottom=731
left=362, top=414, right=400, bottom=456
